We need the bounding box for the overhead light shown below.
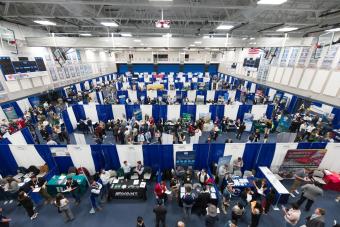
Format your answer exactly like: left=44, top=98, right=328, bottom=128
left=189, top=44, right=195, bottom=47
left=277, top=27, right=298, bottom=32
left=216, top=25, right=234, bottom=30
left=242, top=37, right=248, bottom=40
left=140, top=43, right=145, bottom=46
left=249, top=42, right=257, bottom=45
left=326, top=27, right=340, bottom=32
left=163, top=33, right=172, bottom=38
left=257, top=0, right=287, bottom=5
left=80, top=33, right=92, bottom=36
left=34, top=20, right=56, bottom=26
left=121, top=33, right=132, bottom=37
left=250, top=37, right=255, bottom=40
left=194, top=41, right=202, bottom=44
left=180, top=52, right=185, bottom=55
left=133, top=39, right=141, bottom=42
left=101, top=22, right=118, bottom=27
left=203, top=35, right=210, bottom=39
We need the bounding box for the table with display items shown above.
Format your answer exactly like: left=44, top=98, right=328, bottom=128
left=46, top=174, right=88, bottom=196
left=108, top=179, right=147, bottom=201
left=178, top=185, right=218, bottom=210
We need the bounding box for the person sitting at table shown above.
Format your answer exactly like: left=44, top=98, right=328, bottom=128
left=154, top=181, right=168, bottom=204
left=196, top=185, right=211, bottom=216
left=134, top=161, right=144, bottom=179
left=29, top=175, right=53, bottom=205
left=122, top=161, right=132, bottom=179
left=65, top=177, right=81, bottom=205
left=89, top=179, right=103, bottom=214
left=232, top=157, right=244, bottom=172
left=197, top=169, right=209, bottom=185
left=4, top=177, right=20, bottom=204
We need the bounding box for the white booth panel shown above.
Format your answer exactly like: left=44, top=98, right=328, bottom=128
left=298, top=68, right=315, bottom=90
left=251, top=105, right=267, bottom=120
left=323, top=71, right=340, bottom=97
left=6, top=81, right=21, bottom=92
left=42, top=75, right=52, bottom=85
left=32, top=77, right=43, bottom=87
left=289, top=68, right=303, bottom=88
left=267, top=66, right=277, bottom=82
left=310, top=69, right=329, bottom=93
left=281, top=67, right=293, bottom=85
left=274, top=67, right=284, bottom=83
left=20, top=79, right=33, bottom=89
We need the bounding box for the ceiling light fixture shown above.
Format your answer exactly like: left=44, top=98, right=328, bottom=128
left=163, top=33, right=172, bottom=38
left=80, top=33, right=92, bottom=36
left=216, top=25, right=234, bottom=30
left=133, top=39, right=141, bottom=42
left=189, top=44, right=195, bottom=47
left=257, top=0, right=287, bottom=5
left=326, top=27, right=340, bottom=32
left=276, top=27, right=298, bottom=32
left=250, top=37, right=255, bottom=40
left=121, top=33, right=132, bottom=37
left=203, top=35, right=210, bottom=39
left=242, top=37, right=248, bottom=40
left=34, top=20, right=56, bottom=26
left=194, top=41, right=202, bottom=44
left=101, top=22, right=119, bottom=27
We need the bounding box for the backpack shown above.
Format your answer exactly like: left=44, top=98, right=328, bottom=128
left=182, top=194, right=194, bottom=205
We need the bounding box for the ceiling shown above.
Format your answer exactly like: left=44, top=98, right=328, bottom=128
left=0, top=0, right=340, bottom=38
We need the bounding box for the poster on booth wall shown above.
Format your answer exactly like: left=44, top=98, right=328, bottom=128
left=279, top=149, right=327, bottom=174
left=321, top=44, right=339, bottom=69
left=217, top=155, right=232, bottom=172
left=288, top=47, right=300, bottom=67
left=243, top=113, right=253, bottom=132
left=176, top=151, right=195, bottom=167
left=3, top=106, right=18, bottom=120
left=297, top=47, right=310, bottom=67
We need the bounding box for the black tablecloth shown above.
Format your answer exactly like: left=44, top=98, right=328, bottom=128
left=108, top=179, right=147, bottom=201
left=178, top=187, right=218, bottom=212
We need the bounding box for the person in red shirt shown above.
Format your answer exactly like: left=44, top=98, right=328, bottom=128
left=16, top=118, right=26, bottom=129
left=154, top=181, right=168, bottom=203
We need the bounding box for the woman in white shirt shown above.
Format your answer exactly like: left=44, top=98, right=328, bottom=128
left=282, top=203, right=301, bottom=227
left=55, top=193, right=74, bottom=222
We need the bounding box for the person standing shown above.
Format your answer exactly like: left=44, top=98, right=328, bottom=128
left=236, top=122, right=246, bottom=140
left=282, top=203, right=301, bottom=227
left=232, top=157, right=244, bottom=172
left=99, top=169, right=110, bottom=202
left=89, top=180, right=102, bottom=214
left=136, top=216, right=146, bottom=227
left=264, top=188, right=276, bottom=214
left=17, top=191, right=38, bottom=220
left=289, top=168, right=310, bottom=197
left=196, top=185, right=211, bottom=216
left=153, top=199, right=167, bottom=227
left=181, top=187, right=195, bottom=219
left=55, top=193, right=74, bottom=222
left=0, top=207, right=11, bottom=227
left=305, top=208, right=326, bottom=227
left=205, top=204, right=219, bottom=227
left=296, top=183, right=323, bottom=212
left=122, top=161, right=132, bottom=179
left=250, top=201, right=263, bottom=227
left=65, top=177, right=81, bottom=205
left=231, top=202, right=245, bottom=225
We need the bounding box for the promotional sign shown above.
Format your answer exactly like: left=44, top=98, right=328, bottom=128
left=3, top=106, right=18, bottom=120
left=176, top=151, right=195, bottom=167
left=280, top=149, right=327, bottom=171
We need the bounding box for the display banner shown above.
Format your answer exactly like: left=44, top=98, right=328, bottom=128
left=175, top=151, right=195, bottom=167
left=280, top=149, right=327, bottom=171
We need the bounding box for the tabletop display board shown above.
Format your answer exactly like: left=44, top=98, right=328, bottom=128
left=176, top=151, right=195, bottom=167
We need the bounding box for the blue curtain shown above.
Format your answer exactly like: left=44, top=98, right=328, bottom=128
left=175, top=82, right=183, bottom=90
left=180, top=105, right=196, bottom=121
left=235, top=90, right=241, bottom=101
left=0, top=145, right=18, bottom=176
left=237, top=105, right=252, bottom=121
left=62, top=110, right=74, bottom=133
left=28, top=96, right=40, bottom=107
left=214, top=90, right=226, bottom=102
left=242, top=143, right=261, bottom=172
left=52, top=145, right=74, bottom=174
left=254, top=143, right=276, bottom=175
left=158, top=64, right=180, bottom=73
left=183, top=64, right=205, bottom=73
left=117, top=64, right=128, bottom=74
left=117, top=90, right=128, bottom=99
left=193, top=144, right=210, bottom=170
left=90, top=145, right=105, bottom=172
left=287, top=95, right=298, bottom=113
left=331, top=107, right=340, bottom=129
left=0, top=138, right=11, bottom=144
left=137, top=90, right=147, bottom=102
left=152, top=105, right=167, bottom=121
left=143, top=145, right=162, bottom=171
left=132, top=64, right=154, bottom=73
left=101, top=145, right=121, bottom=170
left=210, top=105, right=225, bottom=121
left=208, top=64, right=219, bottom=74
left=96, top=105, right=114, bottom=122
left=125, top=104, right=141, bottom=120
left=159, top=145, right=174, bottom=170
left=266, top=104, right=275, bottom=119
left=297, top=142, right=327, bottom=149
left=34, top=145, right=58, bottom=175
left=208, top=144, right=225, bottom=165
left=21, top=127, right=35, bottom=144
left=72, top=105, right=85, bottom=121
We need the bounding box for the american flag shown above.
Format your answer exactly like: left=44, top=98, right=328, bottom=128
left=248, top=48, right=260, bottom=55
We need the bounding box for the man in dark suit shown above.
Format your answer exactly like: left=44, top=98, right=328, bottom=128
left=153, top=199, right=167, bottom=227
left=305, top=208, right=325, bottom=227
left=196, top=185, right=211, bottom=216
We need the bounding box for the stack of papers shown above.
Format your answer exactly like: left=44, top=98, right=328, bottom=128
left=210, top=193, right=217, bottom=199
left=140, top=182, right=146, bottom=188
left=133, top=180, right=139, bottom=185
left=112, top=179, right=119, bottom=184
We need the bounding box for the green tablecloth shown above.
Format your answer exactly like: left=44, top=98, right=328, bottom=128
left=47, top=175, right=88, bottom=196
left=253, top=121, right=266, bottom=133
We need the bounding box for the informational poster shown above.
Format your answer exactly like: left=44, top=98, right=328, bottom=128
left=50, top=147, right=70, bottom=157
left=309, top=46, right=322, bottom=68
left=271, top=48, right=281, bottom=66
left=3, top=106, right=18, bottom=120
left=56, top=67, right=64, bottom=79
left=288, top=47, right=300, bottom=67
left=280, top=149, right=327, bottom=172
left=321, top=44, right=339, bottom=69
left=297, top=47, right=310, bottom=67
left=48, top=66, right=58, bottom=81
left=175, top=151, right=195, bottom=167
left=280, top=47, right=290, bottom=66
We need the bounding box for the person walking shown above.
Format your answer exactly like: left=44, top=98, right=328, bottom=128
left=205, top=204, right=219, bottom=227
left=250, top=201, right=263, bottom=227
left=304, top=208, right=326, bottom=227
left=17, top=191, right=38, bottom=220
left=181, top=186, right=195, bottom=219
left=55, top=193, right=74, bottom=222
left=282, top=203, right=301, bottom=227
left=296, top=183, right=323, bottom=212
left=153, top=199, right=167, bottom=227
